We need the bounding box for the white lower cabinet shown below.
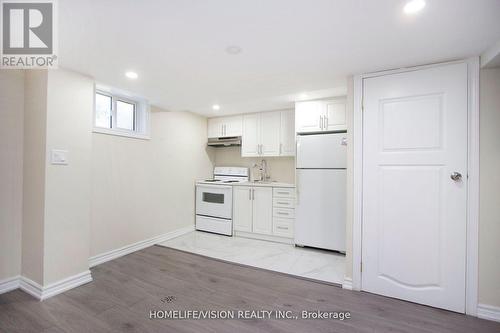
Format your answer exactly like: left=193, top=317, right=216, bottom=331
left=234, top=186, right=272, bottom=235
left=252, top=187, right=273, bottom=235
left=273, top=218, right=294, bottom=238
left=233, top=186, right=295, bottom=241
left=233, top=186, right=253, bottom=232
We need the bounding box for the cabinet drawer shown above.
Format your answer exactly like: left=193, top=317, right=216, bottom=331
left=273, top=218, right=294, bottom=238
left=273, top=197, right=295, bottom=209
left=273, top=207, right=295, bottom=219
left=273, top=187, right=295, bottom=198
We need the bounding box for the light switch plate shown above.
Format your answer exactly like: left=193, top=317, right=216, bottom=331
left=51, top=149, right=69, bottom=165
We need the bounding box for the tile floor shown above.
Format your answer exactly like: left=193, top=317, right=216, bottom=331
left=158, top=231, right=345, bottom=285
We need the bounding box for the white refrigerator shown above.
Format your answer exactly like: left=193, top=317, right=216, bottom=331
left=295, top=132, right=347, bottom=252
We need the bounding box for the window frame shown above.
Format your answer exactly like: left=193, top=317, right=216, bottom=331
left=114, top=98, right=137, bottom=131
left=93, top=87, right=150, bottom=140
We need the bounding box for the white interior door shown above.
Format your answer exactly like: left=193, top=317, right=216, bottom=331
left=362, top=63, right=468, bottom=313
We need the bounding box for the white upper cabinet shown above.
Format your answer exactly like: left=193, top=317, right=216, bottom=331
left=207, top=117, right=222, bottom=138
left=295, top=101, right=323, bottom=133
left=224, top=115, right=243, bottom=137
left=242, top=114, right=260, bottom=156
left=260, top=111, right=281, bottom=156
left=241, top=110, right=295, bottom=157
left=207, top=115, right=242, bottom=138
left=295, top=97, right=347, bottom=133
left=280, top=110, right=295, bottom=156
left=325, top=100, right=347, bottom=132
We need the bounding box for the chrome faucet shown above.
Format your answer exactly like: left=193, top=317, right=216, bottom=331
left=261, top=159, right=269, bottom=181
left=253, top=159, right=270, bottom=181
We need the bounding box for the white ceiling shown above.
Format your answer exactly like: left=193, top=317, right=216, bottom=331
left=59, top=0, right=500, bottom=116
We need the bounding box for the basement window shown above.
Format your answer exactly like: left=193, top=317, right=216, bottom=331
left=94, top=88, right=150, bottom=139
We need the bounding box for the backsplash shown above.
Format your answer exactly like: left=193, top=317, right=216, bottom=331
left=213, top=146, right=295, bottom=183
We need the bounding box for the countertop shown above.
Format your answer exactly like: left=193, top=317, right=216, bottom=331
left=232, top=181, right=295, bottom=188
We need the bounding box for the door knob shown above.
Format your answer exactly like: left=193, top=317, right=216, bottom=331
left=450, top=172, right=462, bottom=181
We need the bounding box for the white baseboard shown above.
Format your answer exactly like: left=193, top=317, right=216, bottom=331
left=342, top=276, right=353, bottom=290
left=20, top=270, right=93, bottom=301
left=89, top=225, right=195, bottom=267
left=478, top=303, right=500, bottom=322
left=234, top=231, right=294, bottom=245
left=0, top=275, right=21, bottom=295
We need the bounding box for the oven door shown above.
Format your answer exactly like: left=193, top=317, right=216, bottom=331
left=196, top=184, right=232, bottom=219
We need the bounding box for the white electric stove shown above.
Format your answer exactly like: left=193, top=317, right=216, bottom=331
left=195, top=167, right=249, bottom=236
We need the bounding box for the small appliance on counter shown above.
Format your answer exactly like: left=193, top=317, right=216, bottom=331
left=195, top=167, right=249, bottom=236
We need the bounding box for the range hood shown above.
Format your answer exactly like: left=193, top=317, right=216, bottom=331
left=207, top=136, right=241, bottom=147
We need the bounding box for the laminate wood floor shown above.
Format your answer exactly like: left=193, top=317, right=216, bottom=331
left=1, top=246, right=498, bottom=333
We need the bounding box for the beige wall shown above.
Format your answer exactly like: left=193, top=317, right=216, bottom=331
left=21, top=69, right=94, bottom=285
left=0, top=70, right=24, bottom=282
left=22, top=70, right=48, bottom=284
left=214, top=147, right=295, bottom=183
left=479, top=67, right=500, bottom=308
left=90, top=108, right=214, bottom=257
left=42, top=69, right=93, bottom=284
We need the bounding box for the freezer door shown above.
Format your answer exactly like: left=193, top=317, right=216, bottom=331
left=296, top=133, right=347, bottom=169
left=295, top=169, right=346, bottom=252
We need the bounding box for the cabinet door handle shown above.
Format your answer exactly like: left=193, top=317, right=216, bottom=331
left=252, top=188, right=255, bottom=200
left=276, top=226, right=288, bottom=230
left=319, top=116, right=323, bottom=130
left=277, top=201, right=288, bottom=205
left=279, top=143, right=282, bottom=155
left=249, top=188, right=252, bottom=200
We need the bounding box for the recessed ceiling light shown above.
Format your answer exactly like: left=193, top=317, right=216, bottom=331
left=225, top=45, right=242, bottom=55
left=404, top=0, right=426, bottom=14
left=125, top=71, right=138, bottom=79
left=212, top=104, right=220, bottom=111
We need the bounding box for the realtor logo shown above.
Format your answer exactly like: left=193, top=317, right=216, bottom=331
left=1, top=0, right=57, bottom=68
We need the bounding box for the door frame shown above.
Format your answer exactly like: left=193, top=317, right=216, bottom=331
left=351, top=57, right=480, bottom=315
